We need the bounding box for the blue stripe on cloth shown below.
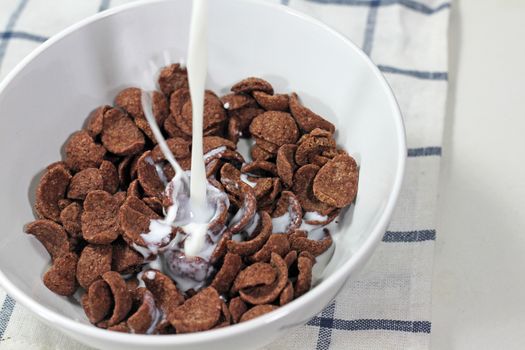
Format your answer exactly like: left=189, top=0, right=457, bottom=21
left=383, top=229, right=436, bottom=242
left=315, top=301, right=336, bottom=350
left=378, top=65, right=448, bottom=80
left=98, top=0, right=111, bottom=12
left=306, top=0, right=450, bottom=14
left=390, top=0, right=450, bottom=14
left=0, top=31, right=48, bottom=43
left=362, top=0, right=380, bottom=56
left=0, top=295, right=16, bottom=340
left=407, top=147, right=442, bottom=157
left=0, top=0, right=30, bottom=69
left=308, top=317, right=432, bottom=333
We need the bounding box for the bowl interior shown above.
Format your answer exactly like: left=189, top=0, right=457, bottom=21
left=0, top=0, right=403, bottom=338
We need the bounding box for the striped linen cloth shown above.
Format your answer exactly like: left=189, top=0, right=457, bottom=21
left=0, top=0, right=449, bottom=349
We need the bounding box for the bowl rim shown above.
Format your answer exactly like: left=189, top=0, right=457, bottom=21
left=0, top=0, right=406, bottom=345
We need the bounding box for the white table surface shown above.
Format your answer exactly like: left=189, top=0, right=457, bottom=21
left=431, top=0, right=525, bottom=349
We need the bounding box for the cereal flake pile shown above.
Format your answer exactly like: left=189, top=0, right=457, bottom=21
left=25, top=64, right=359, bottom=334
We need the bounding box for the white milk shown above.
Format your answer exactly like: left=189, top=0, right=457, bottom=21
left=187, top=0, right=210, bottom=223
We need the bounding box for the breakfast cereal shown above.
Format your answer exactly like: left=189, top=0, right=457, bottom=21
left=24, top=70, right=359, bottom=334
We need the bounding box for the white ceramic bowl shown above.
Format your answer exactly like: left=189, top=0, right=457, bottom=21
left=0, top=0, right=405, bottom=349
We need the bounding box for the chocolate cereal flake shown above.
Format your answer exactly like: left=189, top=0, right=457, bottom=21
left=271, top=191, right=303, bottom=234
left=295, top=130, right=336, bottom=166
left=279, top=281, right=294, bottom=306
left=143, top=196, right=164, bottom=216
left=82, top=279, right=112, bottom=324
left=142, top=270, right=185, bottom=320
left=283, top=250, right=298, bottom=269
left=292, top=164, right=335, bottom=216
left=102, top=271, right=133, bottom=326
left=115, top=87, right=145, bottom=120
left=289, top=229, right=333, bottom=257
left=276, top=144, right=297, bottom=188
left=231, top=77, right=274, bottom=95
left=210, top=252, right=242, bottom=294
left=295, top=256, right=313, bottom=298
left=227, top=211, right=272, bottom=256
left=115, top=88, right=168, bottom=143
left=226, top=115, right=241, bottom=144
left=253, top=137, right=280, bottom=154
left=228, top=297, right=247, bottom=324
left=67, top=168, right=104, bottom=200
left=43, top=252, right=78, bottom=296
left=65, top=131, right=106, bottom=171
left=99, top=160, right=119, bottom=194
left=249, top=177, right=272, bottom=201
left=86, top=105, right=110, bottom=138
left=60, top=202, right=83, bottom=238
left=289, top=93, right=335, bottom=133
left=113, top=191, right=127, bottom=206
left=313, top=153, right=359, bottom=208
left=163, top=115, right=192, bottom=140
left=173, top=90, right=226, bottom=136
left=214, top=300, right=232, bottom=328
left=112, top=239, right=144, bottom=274
left=203, top=136, right=236, bottom=154
left=257, top=178, right=281, bottom=211
left=151, top=137, right=191, bottom=161
left=127, top=288, right=159, bottom=334
left=76, top=244, right=112, bottom=289
left=250, top=144, right=274, bottom=161
left=249, top=234, right=290, bottom=263
left=252, top=91, right=289, bottom=112
left=169, top=287, right=222, bottom=333
left=250, top=111, right=299, bottom=147
left=35, top=164, right=72, bottom=222
left=119, top=196, right=161, bottom=247
left=136, top=151, right=165, bottom=198
left=57, top=198, right=72, bottom=211
left=239, top=253, right=288, bottom=305
left=228, top=107, right=264, bottom=136
left=127, top=179, right=143, bottom=198
left=158, top=63, right=189, bottom=97
left=239, top=304, right=278, bottom=323
left=232, top=262, right=276, bottom=292
left=117, top=155, right=133, bottom=189
left=208, top=230, right=232, bottom=265
left=24, top=219, right=71, bottom=260
left=241, top=161, right=278, bottom=177
left=107, top=322, right=131, bottom=333
left=101, top=108, right=145, bottom=156
left=220, top=93, right=257, bottom=111
left=81, top=190, right=120, bottom=244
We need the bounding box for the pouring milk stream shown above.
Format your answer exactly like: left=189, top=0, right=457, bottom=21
left=139, top=0, right=224, bottom=291
left=183, top=0, right=214, bottom=257
left=187, top=0, right=210, bottom=223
